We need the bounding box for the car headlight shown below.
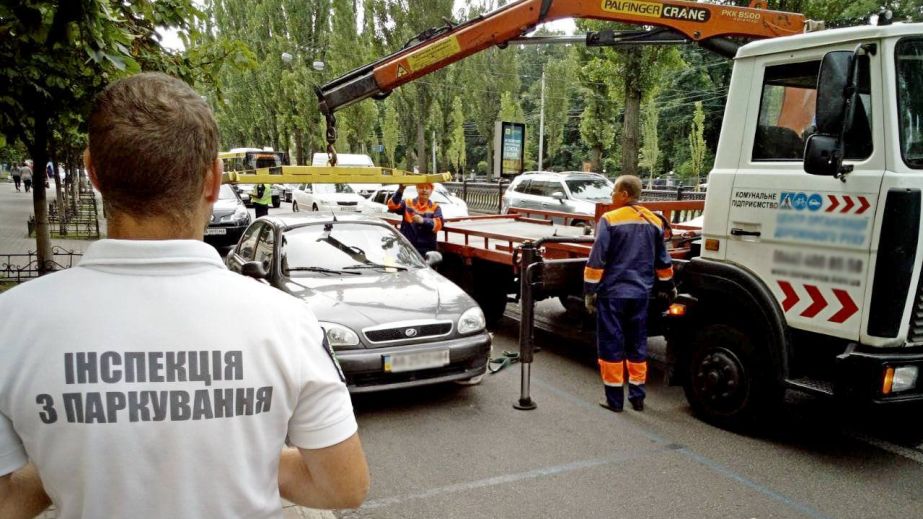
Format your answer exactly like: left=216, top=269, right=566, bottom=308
left=220, top=205, right=250, bottom=224
left=457, top=307, right=486, bottom=335
left=319, top=321, right=360, bottom=348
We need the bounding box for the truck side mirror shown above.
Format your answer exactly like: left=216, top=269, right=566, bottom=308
left=805, top=50, right=857, bottom=177
left=804, top=134, right=842, bottom=176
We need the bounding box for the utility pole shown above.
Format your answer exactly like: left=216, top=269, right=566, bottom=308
left=538, top=68, right=545, bottom=172
left=432, top=130, right=437, bottom=173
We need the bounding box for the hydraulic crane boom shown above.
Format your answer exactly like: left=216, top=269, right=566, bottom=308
left=317, top=0, right=814, bottom=133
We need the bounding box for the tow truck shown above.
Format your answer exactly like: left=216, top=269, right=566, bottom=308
left=296, top=0, right=923, bottom=428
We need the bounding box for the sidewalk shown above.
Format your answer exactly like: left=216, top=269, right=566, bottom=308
left=1, top=180, right=336, bottom=519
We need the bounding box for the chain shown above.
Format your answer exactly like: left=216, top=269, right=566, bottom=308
left=324, top=111, right=338, bottom=167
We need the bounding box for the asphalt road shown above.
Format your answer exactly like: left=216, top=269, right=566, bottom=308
left=340, top=310, right=923, bottom=519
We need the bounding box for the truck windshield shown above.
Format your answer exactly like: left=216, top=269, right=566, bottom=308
left=897, top=39, right=923, bottom=169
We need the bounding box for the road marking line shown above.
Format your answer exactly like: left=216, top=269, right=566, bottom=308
left=533, top=378, right=834, bottom=519
left=359, top=448, right=668, bottom=510
left=845, top=431, right=923, bottom=465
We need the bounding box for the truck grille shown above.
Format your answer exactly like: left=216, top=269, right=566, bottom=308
left=364, top=321, right=453, bottom=344
left=910, top=281, right=923, bottom=343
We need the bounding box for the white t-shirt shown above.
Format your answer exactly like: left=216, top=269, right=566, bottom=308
left=0, top=240, right=357, bottom=519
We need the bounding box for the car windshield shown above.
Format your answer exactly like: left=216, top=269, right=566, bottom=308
left=282, top=222, right=424, bottom=275
left=314, top=183, right=355, bottom=194
left=897, top=39, right=923, bottom=168
left=566, top=178, right=613, bottom=201
left=218, top=185, right=238, bottom=200
left=397, top=188, right=451, bottom=204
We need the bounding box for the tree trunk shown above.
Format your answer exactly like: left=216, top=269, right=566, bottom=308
left=589, top=145, right=602, bottom=175
left=621, top=48, right=642, bottom=178
left=294, top=127, right=304, bottom=165
left=416, top=119, right=427, bottom=173
left=30, top=116, right=53, bottom=274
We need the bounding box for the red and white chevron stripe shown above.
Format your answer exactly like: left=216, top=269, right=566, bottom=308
left=777, top=281, right=859, bottom=324
left=826, top=195, right=871, bottom=215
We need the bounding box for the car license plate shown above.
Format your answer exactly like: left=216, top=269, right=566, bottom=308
left=205, top=228, right=227, bottom=235
left=383, top=350, right=449, bottom=373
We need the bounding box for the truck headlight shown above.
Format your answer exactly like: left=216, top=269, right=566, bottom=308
left=458, top=307, right=486, bottom=335
left=884, top=366, right=918, bottom=394
left=319, top=322, right=360, bottom=348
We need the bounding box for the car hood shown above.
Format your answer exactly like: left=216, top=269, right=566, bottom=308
left=280, top=267, right=474, bottom=330
left=317, top=193, right=367, bottom=204
left=212, top=198, right=240, bottom=217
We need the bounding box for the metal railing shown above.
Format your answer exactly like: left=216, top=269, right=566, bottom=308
left=28, top=191, right=101, bottom=239
left=0, top=247, right=83, bottom=285
left=443, top=181, right=705, bottom=215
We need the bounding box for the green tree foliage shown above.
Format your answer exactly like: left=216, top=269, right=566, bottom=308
left=381, top=98, right=399, bottom=167
left=688, top=101, right=707, bottom=189
left=0, top=0, right=207, bottom=271
left=447, top=96, right=467, bottom=175
left=639, top=93, right=660, bottom=188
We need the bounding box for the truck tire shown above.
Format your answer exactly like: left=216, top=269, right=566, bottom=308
left=682, top=323, right=778, bottom=429
left=476, top=282, right=508, bottom=327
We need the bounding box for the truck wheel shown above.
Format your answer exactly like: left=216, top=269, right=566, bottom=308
left=477, top=284, right=508, bottom=327
left=292, top=201, right=299, bottom=212
left=682, top=323, right=776, bottom=429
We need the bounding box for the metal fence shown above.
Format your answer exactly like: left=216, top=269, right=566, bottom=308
left=0, top=247, right=83, bottom=286
left=28, top=190, right=101, bottom=239
left=443, top=180, right=705, bottom=215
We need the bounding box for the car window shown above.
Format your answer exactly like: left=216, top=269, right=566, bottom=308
left=565, top=178, right=612, bottom=201
left=314, top=183, right=355, bottom=194
left=372, top=191, right=390, bottom=204
left=532, top=180, right=561, bottom=197
left=284, top=222, right=425, bottom=273
left=236, top=224, right=263, bottom=261
left=512, top=179, right=531, bottom=194
left=218, top=184, right=238, bottom=200
left=254, top=225, right=275, bottom=268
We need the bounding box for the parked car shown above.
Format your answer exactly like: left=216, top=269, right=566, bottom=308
left=501, top=171, right=613, bottom=224
left=291, top=183, right=376, bottom=213
left=311, top=152, right=381, bottom=198
left=204, top=184, right=251, bottom=251
left=225, top=214, right=490, bottom=392
left=366, top=184, right=470, bottom=218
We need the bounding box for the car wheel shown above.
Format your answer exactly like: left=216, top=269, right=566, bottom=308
left=272, top=197, right=281, bottom=209
left=312, top=204, right=319, bottom=212
left=292, top=201, right=299, bottom=212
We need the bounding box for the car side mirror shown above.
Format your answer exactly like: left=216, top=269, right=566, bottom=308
left=424, top=251, right=443, bottom=267
left=241, top=260, right=269, bottom=279
left=551, top=191, right=566, bottom=202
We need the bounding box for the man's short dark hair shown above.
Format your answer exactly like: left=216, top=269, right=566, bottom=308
left=614, top=175, right=642, bottom=201
left=88, top=72, right=218, bottom=222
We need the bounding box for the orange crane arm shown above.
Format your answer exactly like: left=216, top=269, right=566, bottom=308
left=317, top=0, right=809, bottom=117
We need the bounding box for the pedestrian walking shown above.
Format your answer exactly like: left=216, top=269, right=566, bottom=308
left=0, top=72, right=369, bottom=518
left=252, top=182, right=272, bottom=218
left=584, top=175, right=674, bottom=413
left=20, top=162, right=32, bottom=192
left=387, top=182, right=444, bottom=255
left=11, top=163, right=21, bottom=191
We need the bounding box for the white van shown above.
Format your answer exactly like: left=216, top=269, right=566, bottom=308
left=311, top=153, right=380, bottom=198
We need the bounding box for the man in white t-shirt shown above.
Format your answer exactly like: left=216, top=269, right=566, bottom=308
left=0, top=72, right=369, bottom=518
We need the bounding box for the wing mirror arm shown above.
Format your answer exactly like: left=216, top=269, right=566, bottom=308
left=241, top=260, right=270, bottom=279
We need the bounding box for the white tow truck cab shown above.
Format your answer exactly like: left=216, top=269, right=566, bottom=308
left=671, top=21, right=923, bottom=426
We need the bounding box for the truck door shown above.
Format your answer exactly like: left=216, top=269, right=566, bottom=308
left=725, top=49, right=883, bottom=341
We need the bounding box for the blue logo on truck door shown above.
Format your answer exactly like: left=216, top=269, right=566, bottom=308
left=780, top=192, right=823, bottom=212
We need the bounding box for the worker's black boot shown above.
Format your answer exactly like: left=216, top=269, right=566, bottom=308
left=629, top=398, right=644, bottom=412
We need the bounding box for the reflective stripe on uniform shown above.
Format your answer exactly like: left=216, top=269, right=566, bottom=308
left=656, top=265, right=674, bottom=281
left=627, top=360, right=647, bottom=386
left=598, top=359, right=624, bottom=386
left=584, top=266, right=604, bottom=283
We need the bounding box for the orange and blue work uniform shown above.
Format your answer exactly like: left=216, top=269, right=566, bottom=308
left=388, top=189, right=444, bottom=254
left=584, top=204, right=673, bottom=411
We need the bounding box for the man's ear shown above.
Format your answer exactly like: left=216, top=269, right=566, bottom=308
left=84, top=149, right=100, bottom=190
left=204, top=158, right=222, bottom=203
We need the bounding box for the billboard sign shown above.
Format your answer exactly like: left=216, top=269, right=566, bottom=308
left=493, top=121, right=525, bottom=179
